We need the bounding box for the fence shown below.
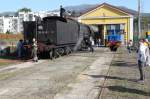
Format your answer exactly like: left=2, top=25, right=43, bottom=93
left=0, top=34, right=23, bottom=40
left=0, top=34, right=23, bottom=56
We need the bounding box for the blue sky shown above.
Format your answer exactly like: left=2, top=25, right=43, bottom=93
left=1, top=0, right=149, bottom=13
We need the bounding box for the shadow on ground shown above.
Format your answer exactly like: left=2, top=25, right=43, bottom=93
left=99, top=85, right=150, bottom=96
left=111, top=60, right=137, bottom=67
left=84, top=74, right=137, bottom=82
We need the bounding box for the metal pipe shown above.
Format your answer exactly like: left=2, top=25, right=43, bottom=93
left=138, top=0, right=141, bottom=39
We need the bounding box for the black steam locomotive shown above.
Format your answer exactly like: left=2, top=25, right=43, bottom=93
left=23, top=16, right=93, bottom=59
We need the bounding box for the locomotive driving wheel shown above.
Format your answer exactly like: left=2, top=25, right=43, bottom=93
left=65, top=46, right=72, bottom=55
left=49, top=50, right=53, bottom=60
left=58, top=48, right=65, bottom=56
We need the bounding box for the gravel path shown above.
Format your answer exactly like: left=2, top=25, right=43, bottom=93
left=0, top=48, right=113, bottom=99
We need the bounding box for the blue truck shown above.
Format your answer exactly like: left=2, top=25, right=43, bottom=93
left=106, top=30, right=123, bottom=51
left=107, top=30, right=123, bottom=42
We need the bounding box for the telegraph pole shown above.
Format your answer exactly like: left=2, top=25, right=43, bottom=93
left=138, top=0, right=141, bottom=39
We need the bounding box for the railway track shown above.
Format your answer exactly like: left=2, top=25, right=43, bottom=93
left=96, top=59, right=112, bottom=99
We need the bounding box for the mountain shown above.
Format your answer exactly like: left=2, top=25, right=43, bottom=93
left=142, top=13, right=150, bottom=18
left=64, top=4, right=98, bottom=12
left=0, top=12, right=18, bottom=17
left=52, top=4, right=150, bottom=17
left=51, top=4, right=98, bottom=16
left=117, top=6, right=138, bottom=15
left=0, top=4, right=149, bottom=18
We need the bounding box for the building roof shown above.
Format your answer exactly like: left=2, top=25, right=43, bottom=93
left=117, top=6, right=138, bottom=16
left=80, top=3, right=138, bottom=17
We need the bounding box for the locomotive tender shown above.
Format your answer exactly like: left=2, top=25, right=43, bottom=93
left=23, top=16, right=93, bottom=59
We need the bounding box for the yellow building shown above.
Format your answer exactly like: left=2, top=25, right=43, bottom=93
left=78, top=3, right=134, bottom=45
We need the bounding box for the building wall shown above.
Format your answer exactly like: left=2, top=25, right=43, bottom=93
left=0, top=18, right=4, bottom=33
left=0, top=16, right=19, bottom=34
left=81, top=6, right=128, bottom=18
left=80, top=17, right=133, bottom=42
left=0, top=11, right=58, bottom=34
left=79, top=4, right=134, bottom=44
left=18, top=11, right=53, bottom=32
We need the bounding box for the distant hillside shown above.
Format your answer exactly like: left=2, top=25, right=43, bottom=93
left=117, top=6, right=138, bottom=15
left=0, top=12, right=18, bottom=17
left=64, top=4, right=98, bottom=12
left=142, top=13, right=150, bottom=18
left=52, top=4, right=150, bottom=17
left=52, top=4, right=98, bottom=16
left=0, top=4, right=149, bottom=18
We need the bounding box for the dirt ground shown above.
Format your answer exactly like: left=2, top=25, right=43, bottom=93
left=0, top=48, right=111, bottom=99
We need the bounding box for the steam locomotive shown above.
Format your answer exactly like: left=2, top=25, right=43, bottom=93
left=23, top=16, right=93, bottom=59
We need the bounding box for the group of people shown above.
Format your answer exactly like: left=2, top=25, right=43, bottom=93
left=127, top=39, right=150, bottom=82
left=17, top=38, right=38, bottom=62
left=94, top=38, right=101, bottom=47
left=84, top=37, right=94, bottom=53
left=137, top=39, right=150, bottom=82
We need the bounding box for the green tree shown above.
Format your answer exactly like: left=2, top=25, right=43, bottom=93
left=142, top=17, right=150, bottom=31
left=6, top=30, right=11, bottom=34
left=18, top=7, right=32, bottom=12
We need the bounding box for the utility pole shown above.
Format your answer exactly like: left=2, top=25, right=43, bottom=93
left=138, top=0, right=141, bottom=39
left=34, top=15, right=40, bottom=42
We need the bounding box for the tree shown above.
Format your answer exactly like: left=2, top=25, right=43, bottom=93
left=18, top=7, right=32, bottom=12
left=142, top=17, right=150, bottom=30
left=6, top=30, right=11, bottom=34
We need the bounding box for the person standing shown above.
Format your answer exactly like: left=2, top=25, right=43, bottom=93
left=98, top=38, right=101, bottom=47
left=17, top=39, right=23, bottom=58
left=127, top=40, right=133, bottom=53
left=89, top=39, right=94, bottom=53
left=32, top=38, right=38, bottom=62
left=84, top=37, right=94, bottom=53
left=60, top=5, right=66, bottom=17
left=137, top=39, right=149, bottom=82
left=145, top=39, right=150, bottom=66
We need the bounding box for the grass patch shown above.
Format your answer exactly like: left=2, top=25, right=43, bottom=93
left=101, top=47, right=150, bottom=99
left=0, top=62, right=13, bottom=67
